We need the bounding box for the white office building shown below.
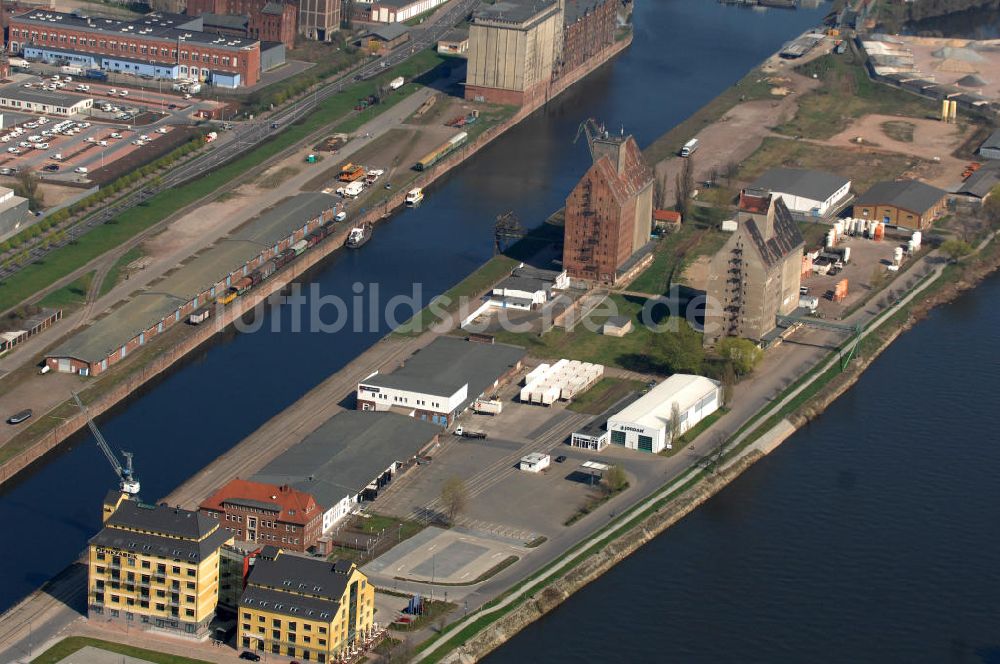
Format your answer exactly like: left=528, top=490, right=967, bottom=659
left=606, top=374, right=722, bottom=453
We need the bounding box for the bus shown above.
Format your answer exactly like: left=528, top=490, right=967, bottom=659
left=680, top=139, right=699, bottom=157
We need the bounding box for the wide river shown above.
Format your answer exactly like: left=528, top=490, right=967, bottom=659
left=487, top=272, right=1000, bottom=664
left=0, top=1, right=830, bottom=612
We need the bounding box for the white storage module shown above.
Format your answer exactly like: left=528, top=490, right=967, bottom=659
left=520, top=359, right=604, bottom=405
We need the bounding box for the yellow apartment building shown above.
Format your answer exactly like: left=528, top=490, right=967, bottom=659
left=238, top=547, right=375, bottom=662
left=88, top=492, right=234, bottom=635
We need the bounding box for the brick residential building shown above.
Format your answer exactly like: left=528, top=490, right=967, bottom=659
left=199, top=479, right=323, bottom=553
left=562, top=132, right=654, bottom=284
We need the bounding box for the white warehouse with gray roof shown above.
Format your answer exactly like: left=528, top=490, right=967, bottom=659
left=747, top=167, right=852, bottom=218
left=356, top=336, right=526, bottom=426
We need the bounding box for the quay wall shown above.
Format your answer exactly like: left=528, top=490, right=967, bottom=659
left=0, top=33, right=634, bottom=488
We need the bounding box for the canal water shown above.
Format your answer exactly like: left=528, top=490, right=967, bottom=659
left=0, top=2, right=828, bottom=611
left=486, top=272, right=1000, bottom=663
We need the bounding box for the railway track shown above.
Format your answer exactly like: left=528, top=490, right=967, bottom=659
left=0, top=0, right=481, bottom=282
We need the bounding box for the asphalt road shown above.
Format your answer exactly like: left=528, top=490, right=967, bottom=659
left=0, top=0, right=482, bottom=283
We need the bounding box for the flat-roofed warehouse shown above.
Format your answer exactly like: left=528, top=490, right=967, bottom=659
left=357, top=336, right=526, bottom=425
left=249, top=411, right=442, bottom=539
left=45, top=193, right=338, bottom=376
left=0, top=85, right=94, bottom=116
left=606, top=374, right=722, bottom=453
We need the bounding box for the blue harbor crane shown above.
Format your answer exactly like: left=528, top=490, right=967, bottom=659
left=72, top=393, right=140, bottom=495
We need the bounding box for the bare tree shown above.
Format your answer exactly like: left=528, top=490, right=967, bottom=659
left=654, top=173, right=669, bottom=210
left=676, top=156, right=696, bottom=215
left=440, top=477, right=469, bottom=525
left=668, top=402, right=682, bottom=450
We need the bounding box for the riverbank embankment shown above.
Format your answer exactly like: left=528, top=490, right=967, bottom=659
left=418, top=231, right=1000, bottom=664
left=0, top=35, right=633, bottom=489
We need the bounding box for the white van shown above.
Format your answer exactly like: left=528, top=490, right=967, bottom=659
left=75, top=166, right=88, bottom=174
left=680, top=139, right=699, bottom=157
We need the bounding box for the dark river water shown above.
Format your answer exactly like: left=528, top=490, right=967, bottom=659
left=0, top=1, right=832, bottom=612
left=487, top=272, right=1000, bottom=664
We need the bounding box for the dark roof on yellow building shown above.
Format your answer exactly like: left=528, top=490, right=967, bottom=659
left=241, top=550, right=357, bottom=620
left=92, top=500, right=231, bottom=562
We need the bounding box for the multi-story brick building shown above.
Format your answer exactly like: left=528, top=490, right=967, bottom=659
left=8, top=9, right=265, bottom=87
left=238, top=547, right=375, bottom=662
left=199, top=480, right=323, bottom=553
left=562, top=132, right=654, bottom=284
left=186, top=0, right=298, bottom=48
left=89, top=493, right=234, bottom=635
left=559, top=0, right=617, bottom=76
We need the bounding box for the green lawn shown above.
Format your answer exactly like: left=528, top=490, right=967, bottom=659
left=0, top=50, right=449, bottom=314
left=490, top=294, right=706, bottom=376
left=356, top=513, right=425, bottom=541
left=628, top=222, right=729, bottom=294
left=775, top=51, right=938, bottom=140
left=567, top=377, right=646, bottom=414
left=37, top=271, right=94, bottom=311
left=658, top=407, right=730, bottom=457
left=32, top=637, right=212, bottom=664
left=100, top=247, right=145, bottom=298
left=394, top=255, right=519, bottom=336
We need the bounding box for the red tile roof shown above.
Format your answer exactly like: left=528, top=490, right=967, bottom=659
left=654, top=209, right=682, bottom=223
left=739, top=190, right=772, bottom=214
left=200, top=479, right=319, bottom=526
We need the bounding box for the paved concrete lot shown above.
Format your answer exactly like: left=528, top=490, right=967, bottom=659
left=364, top=526, right=523, bottom=585
left=802, top=233, right=903, bottom=317
left=55, top=645, right=154, bottom=664
left=376, top=381, right=678, bottom=539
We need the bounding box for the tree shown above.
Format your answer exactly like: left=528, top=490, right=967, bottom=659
left=716, top=337, right=763, bottom=376
left=982, top=185, right=1000, bottom=229
left=602, top=465, right=628, bottom=494
left=14, top=172, right=43, bottom=211
left=668, top=401, right=682, bottom=450
left=439, top=477, right=468, bottom=526
left=654, top=173, right=669, bottom=210
left=940, top=238, right=973, bottom=263
left=674, top=155, right=695, bottom=216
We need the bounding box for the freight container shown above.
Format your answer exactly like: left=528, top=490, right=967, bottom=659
left=473, top=399, right=503, bottom=415
left=188, top=308, right=211, bottom=325
left=389, top=76, right=405, bottom=90
left=258, top=260, right=277, bottom=279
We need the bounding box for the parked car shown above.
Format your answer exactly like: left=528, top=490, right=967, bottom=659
left=0, top=167, right=18, bottom=175
left=110, top=132, right=122, bottom=139
left=239, top=653, right=261, bottom=662
left=43, top=164, right=59, bottom=172
left=555, top=455, right=567, bottom=463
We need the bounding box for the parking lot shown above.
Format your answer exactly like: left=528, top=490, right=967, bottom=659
left=13, top=69, right=226, bottom=120
left=0, top=113, right=178, bottom=182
